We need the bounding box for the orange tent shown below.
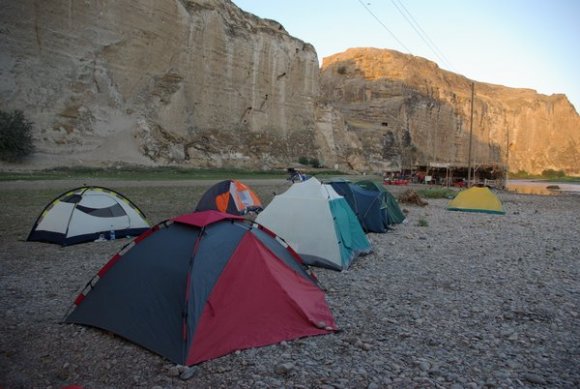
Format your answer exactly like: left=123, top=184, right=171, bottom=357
left=196, top=180, right=262, bottom=215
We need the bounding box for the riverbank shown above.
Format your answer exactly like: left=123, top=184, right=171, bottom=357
left=1, top=181, right=578, bottom=388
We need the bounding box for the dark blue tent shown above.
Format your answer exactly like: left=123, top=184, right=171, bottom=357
left=356, top=180, right=406, bottom=225
left=326, top=179, right=387, bottom=233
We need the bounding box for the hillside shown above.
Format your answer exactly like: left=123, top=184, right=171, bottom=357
left=1, top=3, right=578, bottom=175
left=320, top=48, right=580, bottom=175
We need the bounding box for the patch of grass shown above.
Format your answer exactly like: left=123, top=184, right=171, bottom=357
left=0, top=166, right=349, bottom=181
left=1, top=180, right=289, bottom=228
left=416, top=187, right=457, bottom=199
left=509, top=170, right=580, bottom=182
left=417, top=218, right=429, bottom=227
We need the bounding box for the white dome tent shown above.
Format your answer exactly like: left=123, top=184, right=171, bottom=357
left=256, top=177, right=372, bottom=271
left=27, top=186, right=150, bottom=246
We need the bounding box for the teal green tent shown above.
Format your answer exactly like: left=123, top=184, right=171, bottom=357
left=257, top=177, right=372, bottom=271
left=356, top=180, right=406, bottom=225
left=326, top=178, right=388, bottom=233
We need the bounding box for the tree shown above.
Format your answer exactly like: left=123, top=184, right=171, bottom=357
left=0, top=110, right=34, bottom=162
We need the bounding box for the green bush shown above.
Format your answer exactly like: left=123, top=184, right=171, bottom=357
left=309, top=157, right=321, bottom=168
left=298, top=156, right=309, bottom=165
left=510, top=170, right=531, bottom=178
left=541, top=169, right=565, bottom=178
left=0, top=110, right=34, bottom=162
left=297, top=156, right=322, bottom=168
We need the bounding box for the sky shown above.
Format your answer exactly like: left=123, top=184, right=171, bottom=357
left=232, top=0, right=580, bottom=112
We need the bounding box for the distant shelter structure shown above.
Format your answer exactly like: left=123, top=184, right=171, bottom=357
left=412, top=162, right=506, bottom=188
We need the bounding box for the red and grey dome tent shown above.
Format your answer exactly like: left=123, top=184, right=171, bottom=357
left=64, top=211, right=337, bottom=366
left=27, top=186, right=150, bottom=246
left=195, top=179, right=263, bottom=215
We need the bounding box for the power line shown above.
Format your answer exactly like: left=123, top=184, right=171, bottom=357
left=392, top=0, right=455, bottom=71
left=356, top=0, right=412, bottom=53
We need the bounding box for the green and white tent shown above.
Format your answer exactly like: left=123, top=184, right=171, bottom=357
left=256, top=177, right=372, bottom=271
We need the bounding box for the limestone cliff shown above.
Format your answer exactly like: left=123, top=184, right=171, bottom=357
left=320, top=48, right=580, bottom=175
left=0, top=0, right=322, bottom=169
left=2, top=4, right=578, bottom=175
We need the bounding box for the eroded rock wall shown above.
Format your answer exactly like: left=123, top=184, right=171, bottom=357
left=0, top=0, right=321, bottom=169
left=2, top=6, right=578, bottom=175
left=320, top=48, right=580, bottom=175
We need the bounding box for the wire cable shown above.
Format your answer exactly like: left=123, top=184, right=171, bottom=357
left=392, top=0, right=455, bottom=71
left=356, top=0, right=412, bottom=53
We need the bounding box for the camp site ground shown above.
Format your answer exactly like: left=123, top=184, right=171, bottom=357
left=1, top=179, right=579, bottom=388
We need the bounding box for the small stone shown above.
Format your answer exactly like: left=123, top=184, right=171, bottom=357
left=418, top=361, right=430, bottom=371
left=179, top=366, right=199, bottom=380
left=523, top=373, right=546, bottom=385
left=167, top=366, right=180, bottom=377
left=274, top=362, right=294, bottom=375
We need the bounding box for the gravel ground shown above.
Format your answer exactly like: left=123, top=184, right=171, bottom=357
left=0, top=180, right=579, bottom=388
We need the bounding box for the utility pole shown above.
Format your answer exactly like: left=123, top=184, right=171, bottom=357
left=467, top=82, right=475, bottom=187
left=505, top=126, right=510, bottom=188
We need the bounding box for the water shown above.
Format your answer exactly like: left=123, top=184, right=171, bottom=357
left=506, top=180, right=580, bottom=195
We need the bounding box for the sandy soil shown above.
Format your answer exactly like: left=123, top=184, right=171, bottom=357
left=0, top=180, right=578, bottom=388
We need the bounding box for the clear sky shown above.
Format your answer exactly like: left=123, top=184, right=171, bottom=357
left=232, top=0, right=580, bottom=112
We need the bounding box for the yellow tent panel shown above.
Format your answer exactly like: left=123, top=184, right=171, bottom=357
left=447, top=187, right=505, bottom=215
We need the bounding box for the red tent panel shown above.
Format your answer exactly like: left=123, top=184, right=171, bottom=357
left=173, top=211, right=244, bottom=228
left=186, top=232, right=336, bottom=365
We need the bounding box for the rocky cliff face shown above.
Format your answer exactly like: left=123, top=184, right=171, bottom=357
left=320, top=48, right=580, bottom=175
left=2, top=5, right=578, bottom=175
left=0, top=0, right=324, bottom=169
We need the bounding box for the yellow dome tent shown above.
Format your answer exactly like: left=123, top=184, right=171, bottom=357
left=447, top=187, right=505, bottom=215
